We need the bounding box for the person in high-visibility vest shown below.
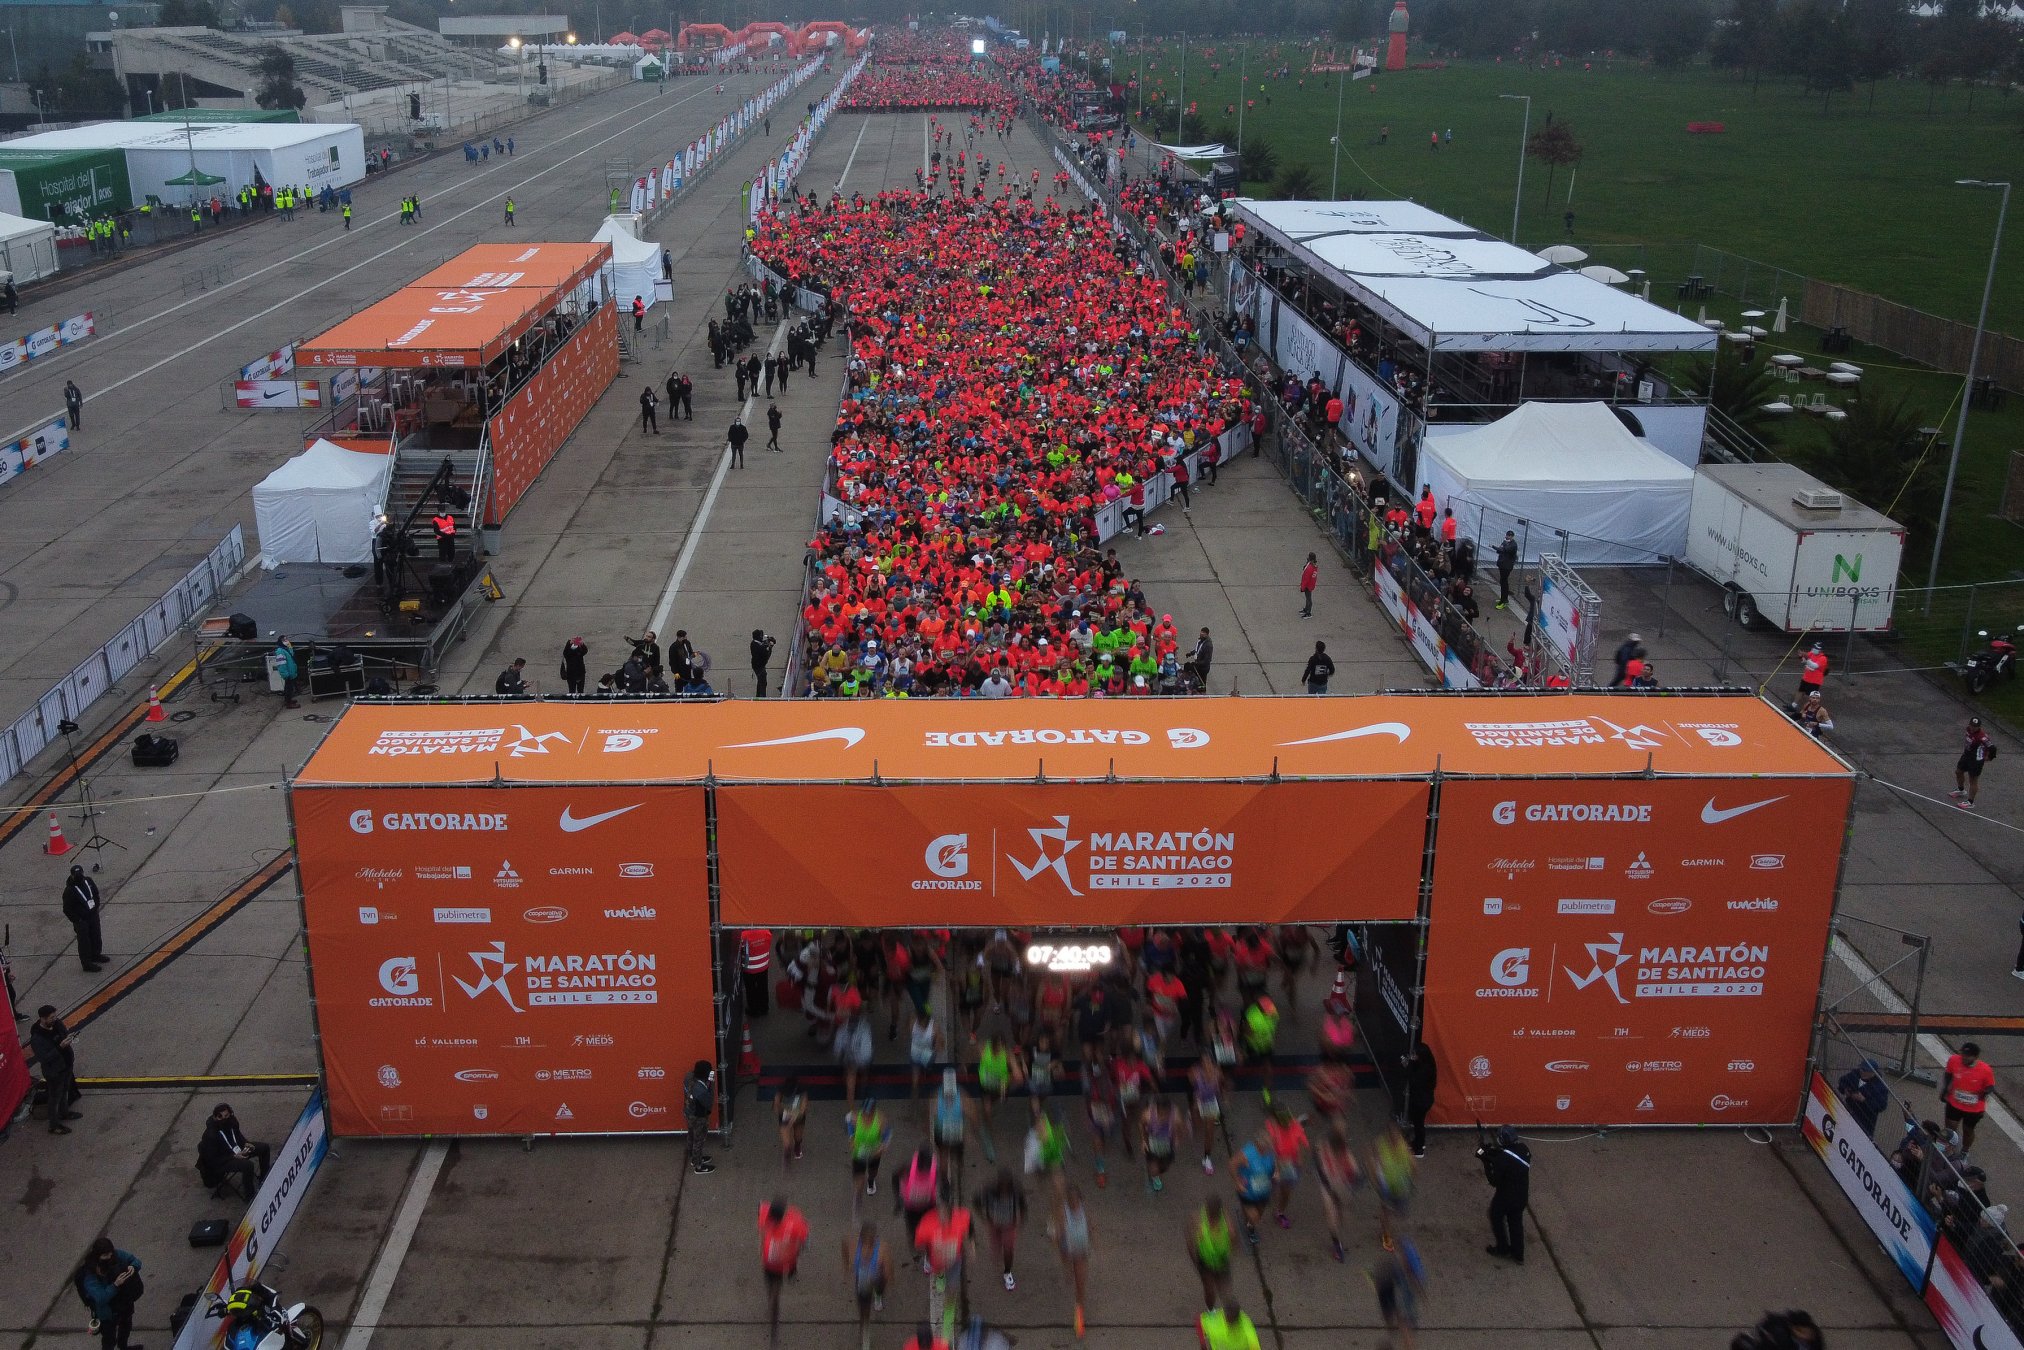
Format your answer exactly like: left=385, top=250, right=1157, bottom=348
left=431, top=512, right=457, bottom=562
left=504, top=197, right=516, bottom=226
left=342, top=203, right=352, bottom=231
left=1199, top=1300, right=1259, bottom=1350
left=190, top=204, right=202, bottom=232
left=740, top=928, right=773, bottom=1014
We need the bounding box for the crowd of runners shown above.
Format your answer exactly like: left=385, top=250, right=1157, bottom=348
left=745, top=923, right=1431, bottom=1348
left=748, top=110, right=1251, bottom=699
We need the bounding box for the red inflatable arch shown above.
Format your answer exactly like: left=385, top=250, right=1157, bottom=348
left=676, top=22, right=734, bottom=50
left=638, top=27, right=672, bottom=51
left=797, top=20, right=866, bottom=54
left=609, top=29, right=639, bottom=45
left=736, top=20, right=801, bottom=54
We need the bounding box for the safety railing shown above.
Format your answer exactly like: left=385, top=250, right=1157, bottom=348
left=0, top=525, right=246, bottom=785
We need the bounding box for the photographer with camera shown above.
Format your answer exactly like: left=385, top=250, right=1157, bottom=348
left=1475, top=1123, right=1531, bottom=1264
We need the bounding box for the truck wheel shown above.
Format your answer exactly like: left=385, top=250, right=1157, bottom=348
left=1721, top=590, right=1739, bottom=620
left=1734, top=594, right=1759, bottom=629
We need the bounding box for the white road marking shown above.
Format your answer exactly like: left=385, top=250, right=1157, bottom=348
left=1829, top=935, right=2024, bottom=1151
left=338, top=1139, right=447, bottom=1350
left=0, top=75, right=756, bottom=442
left=834, top=118, right=870, bottom=194
left=648, top=320, right=790, bottom=636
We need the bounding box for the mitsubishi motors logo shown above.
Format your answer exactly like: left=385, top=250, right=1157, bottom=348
left=455, top=940, right=523, bottom=1012
left=1010, top=816, right=1082, bottom=895
left=1564, top=933, right=1633, bottom=1004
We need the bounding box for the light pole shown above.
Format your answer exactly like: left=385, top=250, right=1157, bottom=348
left=1927, top=178, right=2012, bottom=596
left=0, top=27, right=19, bottom=83
left=1235, top=42, right=1246, bottom=155
left=1329, top=66, right=1345, bottom=198
left=1499, top=93, right=1530, bottom=244
left=1175, top=31, right=1185, bottom=143
left=509, top=34, right=523, bottom=102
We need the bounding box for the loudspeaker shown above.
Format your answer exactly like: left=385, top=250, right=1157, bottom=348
left=440, top=484, right=471, bottom=510
left=227, top=613, right=257, bottom=641
left=132, top=733, right=180, bottom=767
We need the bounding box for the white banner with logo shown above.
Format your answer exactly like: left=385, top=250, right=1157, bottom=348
left=1801, top=1072, right=1933, bottom=1289
left=1537, top=571, right=1581, bottom=672
left=239, top=344, right=295, bottom=381
left=0, top=415, right=70, bottom=488
left=171, top=1089, right=331, bottom=1350
left=234, top=380, right=323, bottom=409
left=1335, top=354, right=1404, bottom=478
left=0, top=310, right=93, bottom=374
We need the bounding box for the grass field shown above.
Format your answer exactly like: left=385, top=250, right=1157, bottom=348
left=1122, top=43, right=2024, bottom=331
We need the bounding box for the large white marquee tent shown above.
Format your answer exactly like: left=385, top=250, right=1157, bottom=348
left=252, top=438, right=390, bottom=568
left=1422, top=401, right=1692, bottom=566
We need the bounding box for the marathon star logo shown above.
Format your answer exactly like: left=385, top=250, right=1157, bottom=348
left=1010, top=816, right=1082, bottom=895
left=1564, top=934, right=1634, bottom=1004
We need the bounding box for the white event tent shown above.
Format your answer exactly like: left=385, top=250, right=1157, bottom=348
left=0, top=210, right=59, bottom=283
left=252, top=438, right=390, bottom=567
left=1422, top=402, right=1692, bottom=566
left=591, top=216, right=664, bottom=311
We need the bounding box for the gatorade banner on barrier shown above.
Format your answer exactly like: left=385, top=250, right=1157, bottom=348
left=171, top=1089, right=330, bottom=1350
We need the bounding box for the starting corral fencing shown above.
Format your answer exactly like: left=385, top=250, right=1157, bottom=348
left=288, top=694, right=1853, bottom=1140
left=1809, top=1015, right=2023, bottom=1350
left=0, top=525, right=245, bottom=785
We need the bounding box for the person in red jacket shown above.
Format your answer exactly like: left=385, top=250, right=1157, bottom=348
left=1169, top=455, right=1191, bottom=514
left=758, top=1198, right=809, bottom=1344
left=1798, top=642, right=1829, bottom=702
left=1299, top=553, right=1319, bottom=618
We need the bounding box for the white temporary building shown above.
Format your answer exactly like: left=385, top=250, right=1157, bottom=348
left=0, top=121, right=366, bottom=205
left=252, top=438, right=391, bottom=567
left=1422, top=402, right=1692, bottom=566
left=1230, top=198, right=1714, bottom=354
left=0, top=210, right=59, bottom=283
left=590, top=215, right=663, bottom=311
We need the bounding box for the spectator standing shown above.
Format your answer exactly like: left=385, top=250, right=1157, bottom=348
left=1402, top=1041, right=1437, bottom=1158
left=1299, top=553, right=1318, bottom=618
left=767, top=403, right=783, bottom=452
left=62, top=865, right=106, bottom=971
left=1836, top=1061, right=1890, bottom=1141
left=1608, top=633, right=1644, bottom=688
left=1798, top=642, right=1830, bottom=702
left=684, top=1060, right=717, bottom=1174
left=1477, top=1124, right=1531, bottom=1264
left=30, top=1005, right=82, bottom=1132
left=728, top=418, right=750, bottom=468
left=1495, top=531, right=1518, bottom=609
left=559, top=638, right=589, bottom=695
left=64, top=380, right=84, bottom=430
left=1943, top=1043, right=1996, bottom=1153
left=1188, top=628, right=1214, bottom=690
left=1954, top=717, right=1997, bottom=810
left=272, top=637, right=301, bottom=709
left=672, top=371, right=694, bottom=419
left=751, top=630, right=777, bottom=698
left=1302, top=641, right=1335, bottom=695
left=73, top=1239, right=143, bottom=1350
left=640, top=385, right=660, bottom=434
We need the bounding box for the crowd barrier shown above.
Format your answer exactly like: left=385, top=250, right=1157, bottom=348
left=0, top=525, right=246, bottom=785
left=0, top=413, right=70, bottom=491
left=747, top=53, right=871, bottom=222
left=630, top=54, right=833, bottom=224
left=0, top=310, right=96, bottom=375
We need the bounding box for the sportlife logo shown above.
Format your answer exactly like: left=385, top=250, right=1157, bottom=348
left=1008, top=817, right=1238, bottom=894
left=350, top=809, right=507, bottom=835
left=373, top=956, right=434, bottom=1007
left=451, top=940, right=664, bottom=1007
left=922, top=726, right=1209, bottom=749
left=365, top=725, right=574, bottom=758
left=1493, top=800, right=1653, bottom=825
left=917, top=833, right=982, bottom=891
left=1465, top=717, right=1671, bottom=751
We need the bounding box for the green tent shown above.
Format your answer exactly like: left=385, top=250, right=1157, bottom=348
left=164, top=168, right=227, bottom=186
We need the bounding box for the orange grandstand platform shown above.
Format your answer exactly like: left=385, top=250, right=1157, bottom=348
left=290, top=693, right=1853, bottom=1138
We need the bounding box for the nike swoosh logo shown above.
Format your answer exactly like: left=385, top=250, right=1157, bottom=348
left=262, top=388, right=284, bottom=399
left=723, top=728, right=865, bottom=749
left=558, top=804, right=643, bottom=833
left=1700, top=796, right=1786, bottom=825
left=1278, top=723, right=1412, bottom=747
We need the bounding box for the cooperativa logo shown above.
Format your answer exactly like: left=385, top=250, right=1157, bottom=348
left=1648, top=897, right=1693, bottom=916
left=523, top=905, right=569, bottom=923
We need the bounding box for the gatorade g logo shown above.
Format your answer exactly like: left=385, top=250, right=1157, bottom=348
left=1493, top=800, right=1518, bottom=825
left=1490, top=947, right=1531, bottom=986
left=379, top=957, right=419, bottom=995
left=925, top=833, right=969, bottom=878
left=351, top=809, right=375, bottom=834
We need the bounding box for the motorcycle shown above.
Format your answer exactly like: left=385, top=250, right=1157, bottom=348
left=210, top=1282, right=324, bottom=1350
left=1959, top=625, right=2023, bottom=695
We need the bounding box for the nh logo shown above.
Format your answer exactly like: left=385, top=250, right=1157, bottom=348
left=1832, top=554, right=1862, bottom=584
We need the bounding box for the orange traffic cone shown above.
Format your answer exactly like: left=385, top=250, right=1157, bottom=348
left=145, top=686, right=166, bottom=722
left=44, top=812, right=70, bottom=856
left=1323, top=966, right=1350, bottom=1015
left=738, top=1024, right=761, bottom=1078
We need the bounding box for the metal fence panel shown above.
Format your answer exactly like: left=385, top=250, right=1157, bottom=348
left=103, top=619, right=146, bottom=682
left=66, top=652, right=110, bottom=716
left=37, top=686, right=68, bottom=737
left=10, top=709, right=46, bottom=766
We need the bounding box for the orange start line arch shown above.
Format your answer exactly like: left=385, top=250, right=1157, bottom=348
left=287, top=693, right=1853, bottom=1140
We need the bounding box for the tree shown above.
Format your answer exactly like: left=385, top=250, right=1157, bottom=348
left=1275, top=163, right=1320, bottom=199
left=1712, top=0, right=1778, bottom=91
left=1643, top=0, right=1713, bottom=69
left=1799, top=390, right=1942, bottom=551
left=255, top=46, right=307, bottom=110
left=1846, top=0, right=1911, bottom=108
left=1239, top=136, right=1278, bottom=186
left=157, top=0, right=223, bottom=26
left=1525, top=119, right=1583, bottom=217
left=1685, top=352, right=1786, bottom=438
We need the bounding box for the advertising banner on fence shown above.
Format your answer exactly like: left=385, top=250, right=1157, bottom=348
left=1418, top=775, right=1851, bottom=1125
left=239, top=344, right=295, bottom=381
left=0, top=415, right=70, bottom=489
left=0, top=311, right=92, bottom=374
left=1373, top=554, right=1480, bottom=689
left=715, top=779, right=1430, bottom=929
left=1925, top=1233, right=2024, bottom=1350
left=0, top=976, right=31, bottom=1128
left=1800, top=1071, right=1935, bottom=1288
left=293, top=784, right=715, bottom=1137
left=234, top=380, right=323, bottom=409
left=1537, top=571, right=1584, bottom=674
left=170, top=1089, right=330, bottom=1350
